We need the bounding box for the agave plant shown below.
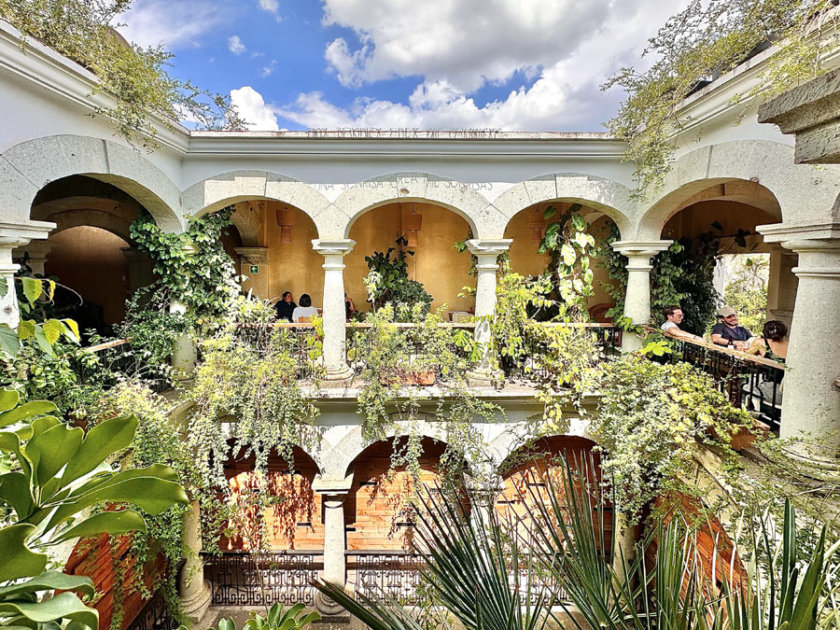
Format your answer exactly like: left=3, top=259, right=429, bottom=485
left=316, top=485, right=549, bottom=630
left=206, top=603, right=321, bottom=630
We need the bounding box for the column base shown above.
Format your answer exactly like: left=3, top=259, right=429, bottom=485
left=465, top=368, right=500, bottom=388
left=314, top=589, right=346, bottom=615
left=180, top=579, right=212, bottom=625
left=780, top=441, right=840, bottom=480
left=323, top=364, right=354, bottom=381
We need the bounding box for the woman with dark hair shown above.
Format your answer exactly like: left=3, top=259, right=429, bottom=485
left=747, top=320, right=788, bottom=361
left=292, top=293, right=319, bottom=323
left=274, top=291, right=297, bottom=322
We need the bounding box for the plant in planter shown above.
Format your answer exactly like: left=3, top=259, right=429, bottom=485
left=364, top=236, right=433, bottom=320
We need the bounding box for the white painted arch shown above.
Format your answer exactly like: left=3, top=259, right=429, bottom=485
left=636, top=140, right=840, bottom=240
left=0, top=134, right=182, bottom=232
left=334, top=173, right=504, bottom=240
left=494, top=173, right=636, bottom=238
left=181, top=170, right=331, bottom=237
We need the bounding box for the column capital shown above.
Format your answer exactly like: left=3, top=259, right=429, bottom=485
left=312, top=473, right=354, bottom=496
left=760, top=222, right=840, bottom=279
left=0, top=221, right=55, bottom=250
left=610, top=240, right=672, bottom=258
left=466, top=239, right=512, bottom=258
left=234, top=246, right=269, bottom=263
left=312, top=239, right=355, bottom=257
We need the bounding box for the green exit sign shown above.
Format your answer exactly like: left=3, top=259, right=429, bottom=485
left=249, top=264, right=259, bottom=274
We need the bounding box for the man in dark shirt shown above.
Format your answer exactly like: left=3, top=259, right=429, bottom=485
left=274, top=291, right=297, bottom=322
left=711, top=306, right=752, bottom=348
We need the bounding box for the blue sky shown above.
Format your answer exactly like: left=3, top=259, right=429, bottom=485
left=119, top=0, right=689, bottom=132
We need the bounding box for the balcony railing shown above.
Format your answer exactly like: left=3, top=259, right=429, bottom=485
left=346, top=551, right=426, bottom=604
left=663, top=336, right=785, bottom=431
left=125, top=589, right=178, bottom=630
left=202, top=551, right=323, bottom=607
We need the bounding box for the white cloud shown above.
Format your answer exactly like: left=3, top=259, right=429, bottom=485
left=118, top=0, right=227, bottom=49
left=260, top=60, right=279, bottom=78
left=274, top=0, right=691, bottom=131
left=231, top=86, right=280, bottom=130
left=258, top=0, right=282, bottom=20
left=228, top=35, right=246, bottom=54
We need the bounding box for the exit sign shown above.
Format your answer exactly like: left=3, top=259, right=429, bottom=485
left=249, top=264, right=259, bottom=274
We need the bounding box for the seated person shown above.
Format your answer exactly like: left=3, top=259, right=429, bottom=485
left=345, top=293, right=356, bottom=321
left=274, top=291, right=297, bottom=322
left=711, top=306, right=752, bottom=349
left=660, top=305, right=704, bottom=342
left=747, top=320, right=788, bottom=361
left=292, top=293, right=319, bottom=323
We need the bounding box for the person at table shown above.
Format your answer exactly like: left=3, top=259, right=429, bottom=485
left=345, top=293, right=356, bottom=321
left=711, top=306, right=753, bottom=349
left=746, top=320, right=788, bottom=361
left=660, top=305, right=704, bottom=342
left=292, top=293, right=319, bottom=323
left=274, top=291, right=296, bottom=322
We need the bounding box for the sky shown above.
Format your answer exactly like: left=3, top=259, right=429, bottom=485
left=118, top=0, right=690, bottom=133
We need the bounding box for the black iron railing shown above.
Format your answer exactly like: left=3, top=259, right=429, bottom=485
left=346, top=551, right=425, bottom=604
left=125, top=589, right=178, bottom=630
left=502, top=324, right=620, bottom=380
left=666, top=338, right=785, bottom=431
left=202, top=551, right=323, bottom=607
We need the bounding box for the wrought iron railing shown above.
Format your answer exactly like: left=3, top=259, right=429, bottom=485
left=125, top=589, right=178, bottom=630
left=501, top=323, right=620, bottom=380
left=346, top=551, right=425, bottom=604
left=202, top=551, right=323, bottom=607
left=665, top=337, right=785, bottom=431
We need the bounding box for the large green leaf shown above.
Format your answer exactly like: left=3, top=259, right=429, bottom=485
left=0, top=401, right=59, bottom=429
left=26, top=423, right=84, bottom=489
left=52, top=510, right=147, bottom=545
left=0, top=591, right=98, bottom=629
left=60, top=416, right=138, bottom=488
left=0, top=571, right=94, bottom=600
left=0, top=524, right=45, bottom=582
left=0, top=389, right=20, bottom=413
left=0, top=324, right=20, bottom=358
left=42, top=319, right=65, bottom=346
left=44, top=468, right=187, bottom=531
left=21, top=278, right=43, bottom=306
left=0, top=471, right=34, bottom=520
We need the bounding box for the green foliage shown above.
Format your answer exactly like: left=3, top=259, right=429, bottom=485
left=0, top=0, right=245, bottom=148
left=600, top=223, right=720, bottom=334
left=538, top=204, right=596, bottom=319
left=186, top=321, right=320, bottom=485
left=604, top=0, right=839, bottom=193
left=589, top=354, right=752, bottom=520
left=216, top=603, right=320, bottom=630
left=723, top=254, right=769, bottom=334
left=0, top=389, right=188, bottom=629
left=129, top=208, right=240, bottom=325
left=364, top=237, right=433, bottom=320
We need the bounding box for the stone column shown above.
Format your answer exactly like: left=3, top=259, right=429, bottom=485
left=179, top=499, right=212, bottom=625
left=312, top=474, right=353, bottom=614
left=766, top=245, right=798, bottom=327
left=0, top=223, right=55, bottom=329
left=761, top=224, right=840, bottom=456
left=466, top=239, right=512, bottom=385
left=171, top=242, right=198, bottom=380
left=610, top=241, right=672, bottom=352
left=13, top=240, right=51, bottom=276
left=312, top=240, right=355, bottom=381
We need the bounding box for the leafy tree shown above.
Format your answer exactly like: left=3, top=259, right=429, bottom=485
left=604, top=0, right=839, bottom=193
left=723, top=254, right=769, bottom=333
left=0, top=0, right=245, bottom=147
left=0, top=389, right=188, bottom=629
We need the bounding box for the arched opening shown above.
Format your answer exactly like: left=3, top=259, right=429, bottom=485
left=220, top=445, right=323, bottom=551
left=497, top=436, right=612, bottom=552
left=657, top=180, right=790, bottom=335
left=20, top=175, right=156, bottom=333
left=503, top=202, right=620, bottom=322
left=345, top=203, right=474, bottom=317
left=344, top=436, right=466, bottom=602
left=224, top=200, right=323, bottom=310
